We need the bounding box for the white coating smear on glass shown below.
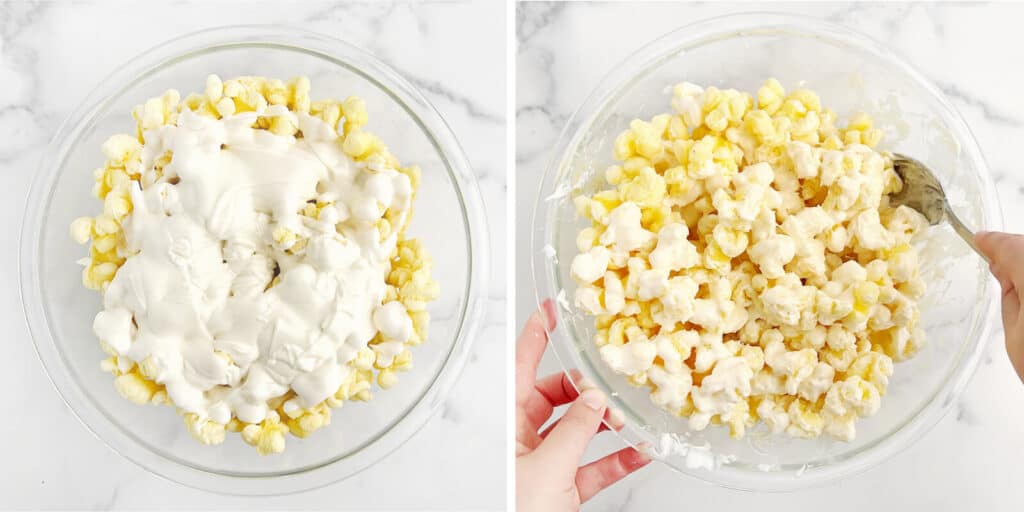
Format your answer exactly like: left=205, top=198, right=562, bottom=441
left=542, top=243, right=558, bottom=264
left=646, top=432, right=737, bottom=472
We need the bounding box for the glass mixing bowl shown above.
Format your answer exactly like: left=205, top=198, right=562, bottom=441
left=532, top=13, right=1003, bottom=491
left=20, top=26, right=488, bottom=495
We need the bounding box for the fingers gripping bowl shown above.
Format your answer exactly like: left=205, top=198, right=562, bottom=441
left=21, top=26, right=487, bottom=494
left=532, top=14, right=1002, bottom=491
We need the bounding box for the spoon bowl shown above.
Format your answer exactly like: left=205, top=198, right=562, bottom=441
left=892, top=153, right=985, bottom=258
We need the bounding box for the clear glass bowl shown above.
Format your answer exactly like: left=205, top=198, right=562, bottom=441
left=532, top=13, right=1003, bottom=491
left=20, top=25, right=488, bottom=495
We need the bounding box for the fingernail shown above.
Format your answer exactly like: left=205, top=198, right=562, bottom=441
left=580, top=389, right=606, bottom=411
left=529, top=312, right=549, bottom=339
left=539, top=299, right=555, bottom=330
left=634, top=442, right=653, bottom=464
left=607, top=407, right=625, bottom=428
left=578, top=377, right=597, bottom=391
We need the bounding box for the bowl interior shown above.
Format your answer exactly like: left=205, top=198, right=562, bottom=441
left=37, top=44, right=471, bottom=477
left=541, top=24, right=999, bottom=486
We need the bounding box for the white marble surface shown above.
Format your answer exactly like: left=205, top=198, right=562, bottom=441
left=0, top=1, right=504, bottom=509
left=516, top=2, right=1024, bottom=511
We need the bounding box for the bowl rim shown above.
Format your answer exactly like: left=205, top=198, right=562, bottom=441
left=19, top=24, right=489, bottom=496
left=531, top=11, right=1004, bottom=492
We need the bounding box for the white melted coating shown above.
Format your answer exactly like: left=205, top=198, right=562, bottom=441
left=647, top=432, right=737, bottom=471
left=93, top=107, right=414, bottom=425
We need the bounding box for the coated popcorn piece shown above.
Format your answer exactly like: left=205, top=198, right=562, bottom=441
left=572, top=246, right=611, bottom=284
left=241, top=416, right=290, bottom=456
left=600, top=336, right=658, bottom=376
left=757, top=273, right=813, bottom=327
left=647, top=364, right=693, bottom=412
left=184, top=413, right=227, bottom=446
left=601, top=202, right=656, bottom=254
left=281, top=401, right=333, bottom=438
left=570, top=78, right=929, bottom=442
left=650, top=276, right=699, bottom=330
left=73, top=75, right=437, bottom=454
left=689, top=357, right=753, bottom=429
left=649, top=223, right=700, bottom=271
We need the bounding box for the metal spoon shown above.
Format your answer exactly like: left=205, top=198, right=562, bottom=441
left=890, top=153, right=985, bottom=260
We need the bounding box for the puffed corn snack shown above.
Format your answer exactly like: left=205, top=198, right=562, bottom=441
left=571, top=79, right=927, bottom=441
left=73, top=75, right=438, bottom=454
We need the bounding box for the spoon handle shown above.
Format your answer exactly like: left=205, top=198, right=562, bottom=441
left=945, top=202, right=988, bottom=263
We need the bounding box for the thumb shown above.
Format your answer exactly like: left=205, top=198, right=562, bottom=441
left=977, top=233, right=1024, bottom=381
left=976, top=231, right=1020, bottom=320
left=976, top=232, right=1024, bottom=290
left=975, top=231, right=1006, bottom=263
left=1005, top=299, right=1024, bottom=383
left=533, top=388, right=608, bottom=474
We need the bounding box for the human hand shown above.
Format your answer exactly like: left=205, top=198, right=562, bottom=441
left=976, top=232, right=1024, bottom=381
left=515, top=299, right=651, bottom=512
